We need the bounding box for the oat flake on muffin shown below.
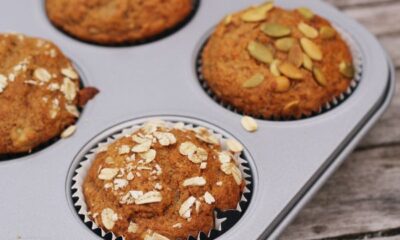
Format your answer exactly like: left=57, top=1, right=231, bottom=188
left=0, top=33, right=98, bottom=155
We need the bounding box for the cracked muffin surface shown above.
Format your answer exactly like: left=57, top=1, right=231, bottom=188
left=83, top=121, right=245, bottom=239
left=202, top=3, right=355, bottom=119
left=0, top=33, right=98, bottom=155
left=46, top=0, right=194, bottom=45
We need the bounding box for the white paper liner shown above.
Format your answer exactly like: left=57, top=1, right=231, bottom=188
left=71, top=120, right=253, bottom=240
left=196, top=23, right=363, bottom=121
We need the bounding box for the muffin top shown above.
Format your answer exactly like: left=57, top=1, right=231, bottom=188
left=45, top=0, right=194, bottom=45
left=0, top=33, right=98, bottom=155
left=201, top=2, right=355, bottom=119
left=83, top=120, right=245, bottom=239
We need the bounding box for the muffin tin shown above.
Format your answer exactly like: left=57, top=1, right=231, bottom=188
left=0, top=0, right=395, bottom=240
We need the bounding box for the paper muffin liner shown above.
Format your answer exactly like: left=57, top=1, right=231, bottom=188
left=70, top=119, right=253, bottom=240
left=195, top=23, right=363, bottom=121
left=46, top=0, right=200, bottom=47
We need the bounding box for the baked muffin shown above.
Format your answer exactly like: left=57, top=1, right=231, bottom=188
left=83, top=120, right=245, bottom=239
left=45, top=0, right=195, bottom=45
left=0, top=33, right=98, bottom=155
left=201, top=2, right=355, bottom=119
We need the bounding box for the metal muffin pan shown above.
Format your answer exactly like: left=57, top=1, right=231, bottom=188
left=0, top=0, right=394, bottom=240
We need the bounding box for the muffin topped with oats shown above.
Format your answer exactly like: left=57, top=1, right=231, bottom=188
left=82, top=120, right=245, bottom=240
left=201, top=2, right=355, bottom=119
left=0, top=33, right=98, bottom=155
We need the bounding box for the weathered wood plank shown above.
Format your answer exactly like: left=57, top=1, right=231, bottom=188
left=326, top=0, right=397, bottom=9
left=279, top=145, right=400, bottom=240
left=341, top=2, right=400, bottom=36
left=374, top=236, right=400, bottom=240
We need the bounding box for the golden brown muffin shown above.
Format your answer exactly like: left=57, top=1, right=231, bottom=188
left=0, top=33, right=98, bottom=155
left=83, top=120, right=245, bottom=239
left=45, top=0, right=194, bottom=45
left=201, top=2, right=355, bottom=119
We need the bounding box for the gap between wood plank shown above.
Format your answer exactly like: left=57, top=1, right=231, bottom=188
left=379, top=30, right=400, bottom=38
left=279, top=144, right=400, bottom=240
left=357, top=142, right=400, bottom=151
left=312, top=226, right=400, bottom=240
left=327, top=0, right=400, bottom=10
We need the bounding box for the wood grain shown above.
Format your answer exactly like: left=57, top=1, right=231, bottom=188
left=342, top=2, right=400, bottom=36
left=374, top=237, right=400, bottom=240
left=326, top=0, right=398, bottom=9
left=279, top=145, right=400, bottom=240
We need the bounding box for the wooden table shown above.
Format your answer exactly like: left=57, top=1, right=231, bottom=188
left=280, top=0, right=400, bottom=239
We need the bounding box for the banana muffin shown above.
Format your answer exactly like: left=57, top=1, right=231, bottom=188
left=83, top=120, right=245, bottom=239
left=0, top=33, right=98, bottom=155
left=45, top=0, right=195, bottom=45
left=201, top=2, right=355, bottom=119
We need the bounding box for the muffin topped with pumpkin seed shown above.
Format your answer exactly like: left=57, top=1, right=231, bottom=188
left=201, top=2, right=355, bottom=119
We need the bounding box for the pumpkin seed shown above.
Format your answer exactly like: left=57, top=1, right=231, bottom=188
left=300, top=38, right=323, bottom=61
left=313, top=67, right=327, bottom=86
left=302, top=54, right=313, bottom=71
left=339, top=61, right=355, bottom=78
left=261, top=23, right=291, bottom=38
left=241, top=116, right=258, bottom=132
left=243, top=73, right=265, bottom=88
left=275, top=37, right=296, bottom=52
left=297, top=7, right=314, bottom=20
left=279, top=62, right=303, bottom=80
left=224, top=14, right=233, bottom=25
left=241, top=2, right=274, bottom=22
left=320, top=26, right=336, bottom=39
left=298, top=22, right=319, bottom=39
left=247, top=41, right=274, bottom=64
left=283, top=100, right=300, bottom=114
left=266, top=43, right=276, bottom=55
left=272, top=76, right=291, bottom=92
left=288, top=44, right=304, bottom=68
left=270, top=59, right=281, bottom=77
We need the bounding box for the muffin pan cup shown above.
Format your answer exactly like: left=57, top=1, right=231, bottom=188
left=0, top=0, right=395, bottom=240
left=71, top=119, right=253, bottom=240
